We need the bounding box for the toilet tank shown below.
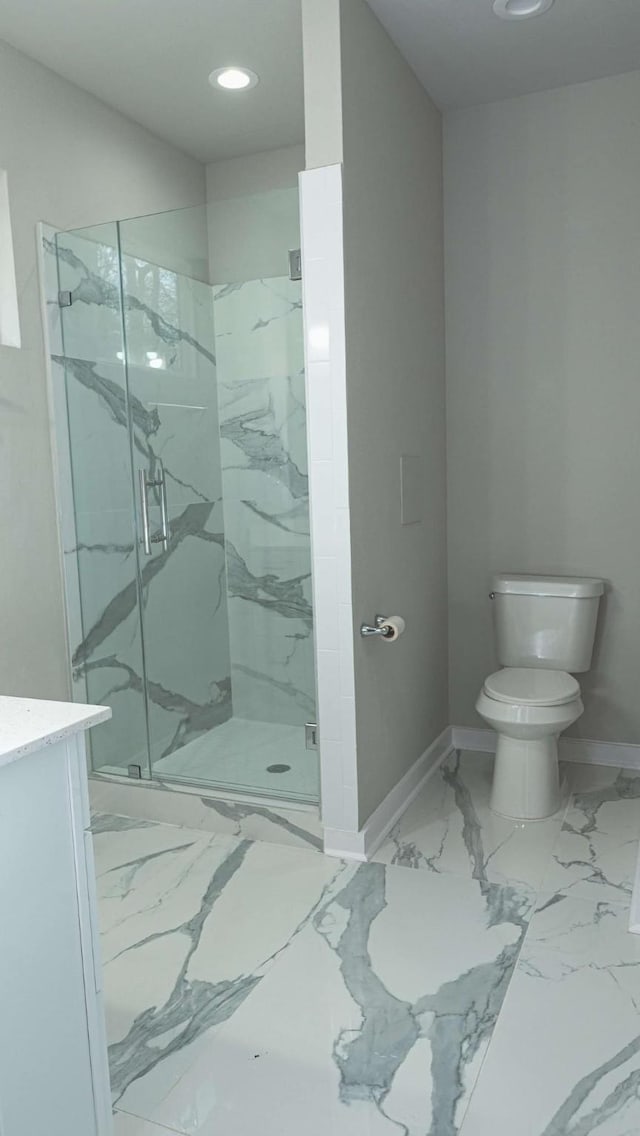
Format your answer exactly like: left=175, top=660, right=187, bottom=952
left=492, top=574, right=604, bottom=673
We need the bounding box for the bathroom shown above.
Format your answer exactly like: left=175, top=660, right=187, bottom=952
left=1, top=0, right=640, bottom=1132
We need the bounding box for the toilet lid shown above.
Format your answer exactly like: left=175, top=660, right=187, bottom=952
left=483, top=668, right=580, bottom=706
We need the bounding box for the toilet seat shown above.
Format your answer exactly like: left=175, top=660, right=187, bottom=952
left=483, top=668, right=580, bottom=707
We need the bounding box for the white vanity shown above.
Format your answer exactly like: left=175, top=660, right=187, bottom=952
left=0, top=696, right=112, bottom=1136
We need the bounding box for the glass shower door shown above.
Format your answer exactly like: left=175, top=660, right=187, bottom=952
left=47, top=200, right=318, bottom=803
left=117, top=231, right=234, bottom=781
left=119, top=216, right=318, bottom=801
left=51, top=221, right=151, bottom=779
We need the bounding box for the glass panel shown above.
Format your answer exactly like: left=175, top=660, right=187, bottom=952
left=51, top=222, right=151, bottom=778
left=119, top=202, right=318, bottom=802
left=45, top=195, right=317, bottom=804
left=212, top=273, right=317, bottom=800
left=117, top=207, right=233, bottom=783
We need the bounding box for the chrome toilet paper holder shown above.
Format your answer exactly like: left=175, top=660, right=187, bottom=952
left=360, top=615, right=394, bottom=638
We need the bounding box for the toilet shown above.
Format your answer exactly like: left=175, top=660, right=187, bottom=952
left=476, top=574, right=604, bottom=821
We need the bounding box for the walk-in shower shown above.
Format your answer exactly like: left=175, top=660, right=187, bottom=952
left=41, top=198, right=317, bottom=804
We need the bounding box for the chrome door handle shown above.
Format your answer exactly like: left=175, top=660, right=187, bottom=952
left=138, top=465, right=169, bottom=555
left=157, top=460, right=169, bottom=552
left=138, top=468, right=152, bottom=556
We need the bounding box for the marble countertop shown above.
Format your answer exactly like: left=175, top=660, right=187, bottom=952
left=0, top=696, right=111, bottom=770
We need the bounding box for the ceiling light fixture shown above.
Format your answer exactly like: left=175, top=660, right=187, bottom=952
left=493, top=0, right=554, bottom=18
left=208, top=67, right=259, bottom=91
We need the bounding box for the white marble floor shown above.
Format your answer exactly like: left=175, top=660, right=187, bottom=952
left=90, top=774, right=324, bottom=851
left=96, top=749, right=640, bottom=1136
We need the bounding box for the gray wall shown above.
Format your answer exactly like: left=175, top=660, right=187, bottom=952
left=339, top=0, right=448, bottom=824
left=0, top=37, right=205, bottom=700
left=206, top=146, right=304, bottom=283
left=301, top=0, right=343, bottom=171
left=445, top=70, right=640, bottom=744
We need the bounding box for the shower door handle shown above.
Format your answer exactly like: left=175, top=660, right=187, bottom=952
left=138, top=465, right=169, bottom=556
left=157, top=461, right=169, bottom=552
left=139, top=468, right=152, bottom=556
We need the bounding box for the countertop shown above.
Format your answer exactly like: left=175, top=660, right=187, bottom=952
left=0, top=696, right=111, bottom=769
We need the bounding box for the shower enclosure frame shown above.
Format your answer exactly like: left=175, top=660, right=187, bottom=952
left=37, top=200, right=320, bottom=809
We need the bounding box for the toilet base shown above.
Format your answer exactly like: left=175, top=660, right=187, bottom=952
left=490, top=734, right=561, bottom=821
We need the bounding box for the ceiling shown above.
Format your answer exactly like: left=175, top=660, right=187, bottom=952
left=1, top=0, right=639, bottom=164
left=368, top=0, right=640, bottom=110
left=0, top=0, right=304, bottom=163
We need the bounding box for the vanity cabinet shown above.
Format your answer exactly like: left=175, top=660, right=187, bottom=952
left=0, top=698, right=112, bottom=1136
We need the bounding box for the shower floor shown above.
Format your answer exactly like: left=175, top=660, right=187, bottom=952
left=151, top=716, right=319, bottom=804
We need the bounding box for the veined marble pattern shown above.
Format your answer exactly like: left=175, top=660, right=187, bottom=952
left=374, top=749, right=572, bottom=891
left=96, top=816, right=532, bottom=1136
left=541, top=764, right=640, bottom=905
left=458, top=892, right=640, bottom=1136
left=95, top=752, right=640, bottom=1135
left=90, top=773, right=323, bottom=852
left=213, top=278, right=315, bottom=730
left=375, top=751, right=640, bottom=902
left=43, top=227, right=317, bottom=802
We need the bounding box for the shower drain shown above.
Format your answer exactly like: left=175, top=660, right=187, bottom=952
left=266, top=764, right=291, bottom=774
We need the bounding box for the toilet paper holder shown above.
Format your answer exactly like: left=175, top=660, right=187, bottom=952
left=360, top=615, right=395, bottom=639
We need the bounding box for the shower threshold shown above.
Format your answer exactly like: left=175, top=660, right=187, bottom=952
left=92, top=717, right=319, bottom=808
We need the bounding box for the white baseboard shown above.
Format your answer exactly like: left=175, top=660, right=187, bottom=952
left=451, top=727, right=497, bottom=753
left=321, top=829, right=369, bottom=862
left=451, top=726, right=640, bottom=770
left=559, top=737, right=640, bottom=769
left=323, top=727, right=454, bottom=861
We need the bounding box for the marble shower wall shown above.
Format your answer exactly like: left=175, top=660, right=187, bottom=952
left=213, top=277, right=315, bottom=729
left=43, top=223, right=233, bottom=775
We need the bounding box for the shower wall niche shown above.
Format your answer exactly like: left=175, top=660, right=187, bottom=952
left=41, top=198, right=317, bottom=803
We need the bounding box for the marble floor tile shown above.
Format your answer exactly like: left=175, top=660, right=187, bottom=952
left=124, top=859, right=533, bottom=1136
left=374, top=750, right=570, bottom=892
left=541, top=765, right=640, bottom=905
left=92, top=812, right=210, bottom=887
left=101, top=830, right=348, bottom=1118
left=91, top=812, right=163, bottom=836
left=90, top=778, right=323, bottom=852
left=459, top=891, right=640, bottom=1136
left=114, top=1112, right=181, bottom=1136
left=186, top=794, right=323, bottom=849
left=95, top=753, right=640, bottom=1136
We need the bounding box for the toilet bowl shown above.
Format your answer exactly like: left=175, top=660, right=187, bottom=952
left=476, top=668, right=583, bottom=820
left=476, top=572, right=603, bottom=822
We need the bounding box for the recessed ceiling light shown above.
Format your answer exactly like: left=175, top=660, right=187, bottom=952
left=493, top=0, right=554, bottom=18
left=208, top=67, right=259, bottom=91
